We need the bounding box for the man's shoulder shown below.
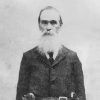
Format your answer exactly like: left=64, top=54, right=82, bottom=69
left=61, top=45, right=79, bottom=62
left=62, top=45, right=77, bottom=57
left=23, top=46, right=38, bottom=58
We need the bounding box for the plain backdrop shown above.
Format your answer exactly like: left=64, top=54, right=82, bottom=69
left=0, top=0, right=100, bottom=100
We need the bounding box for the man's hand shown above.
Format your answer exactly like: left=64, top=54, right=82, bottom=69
left=22, top=93, right=35, bottom=100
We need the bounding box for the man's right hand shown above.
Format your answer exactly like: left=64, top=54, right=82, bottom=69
left=22, top=93, right=35, bottom=100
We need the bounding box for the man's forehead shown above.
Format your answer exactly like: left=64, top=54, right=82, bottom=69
left=40, top=9, right=60, bottom=21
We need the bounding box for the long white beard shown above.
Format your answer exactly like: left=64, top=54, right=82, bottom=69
left=38, top=34, right=62, bottom=55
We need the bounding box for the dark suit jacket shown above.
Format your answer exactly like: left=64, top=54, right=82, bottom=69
left=16, top=45, right=86, bottom=100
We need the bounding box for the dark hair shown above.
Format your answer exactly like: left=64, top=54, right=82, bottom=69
left=38, top=6, right=63, bottom=27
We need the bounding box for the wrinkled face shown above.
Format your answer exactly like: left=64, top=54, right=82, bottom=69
left=39, top=9, right=61, bottom=36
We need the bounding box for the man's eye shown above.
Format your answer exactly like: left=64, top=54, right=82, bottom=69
left=50, top=20, right=57, bottom=25
left=41, top=20, right=48, bottom=25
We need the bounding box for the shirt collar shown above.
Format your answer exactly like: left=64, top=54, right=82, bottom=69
left=46, top=45, right=62, bottom=60
left=46, top=51, right=58, bottom=60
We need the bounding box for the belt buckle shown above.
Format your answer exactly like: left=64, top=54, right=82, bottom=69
left=59, top=96, right=68, bottom=100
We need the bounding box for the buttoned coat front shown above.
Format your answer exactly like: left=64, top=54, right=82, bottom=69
left=16, top=46, right=86, bottom=100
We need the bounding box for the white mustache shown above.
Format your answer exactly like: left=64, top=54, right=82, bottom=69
left=42, top=30, right=55, bottom=36
left=43, top=32, right=53, bottom=36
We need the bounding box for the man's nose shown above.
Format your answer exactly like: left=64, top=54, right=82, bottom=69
left=47, top=29, right=51, bottom=31
left=46, top=23, right=52, bottom=31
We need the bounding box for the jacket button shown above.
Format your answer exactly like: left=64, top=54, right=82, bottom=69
left=50, top=69, right=57, bottom=81
left=50, top=80, right=55, bottom=85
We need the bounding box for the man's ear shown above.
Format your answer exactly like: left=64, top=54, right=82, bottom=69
left=39, top=23, right=43, bottom=32
left=56, top=23, right=61, bottom=31
left=59, top=16, right=63, bottom=27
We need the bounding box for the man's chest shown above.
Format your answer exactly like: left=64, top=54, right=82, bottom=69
left=29, top=57, right=73, bottom=81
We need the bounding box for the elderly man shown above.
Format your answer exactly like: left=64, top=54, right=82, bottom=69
left=16, top=6, right=86, bottom=100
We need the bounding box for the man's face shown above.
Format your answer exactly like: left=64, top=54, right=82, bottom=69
left=39, top=9, right=61, bottom=36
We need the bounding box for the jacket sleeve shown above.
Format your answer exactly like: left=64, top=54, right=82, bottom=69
left=73, top=54, right=86, bottom=100
left=16, top=53, right=31, bottom=100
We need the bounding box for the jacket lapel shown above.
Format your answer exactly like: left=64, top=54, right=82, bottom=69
left=52, top=46, right=67, bottom=66
left=34, top=46, right=68, bottom=67
left=34, top=48, right=51, bottom=67
left=38, top=54, right=51, bottom=66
